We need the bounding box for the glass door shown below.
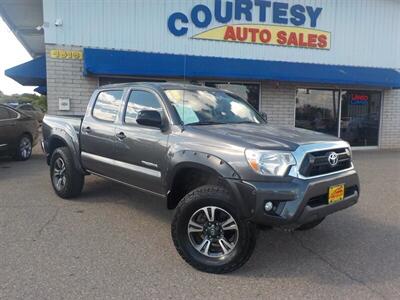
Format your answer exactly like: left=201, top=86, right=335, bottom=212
left=340, top=91, right=381, bottom=147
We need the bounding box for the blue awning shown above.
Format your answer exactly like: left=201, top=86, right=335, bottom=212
left=5, top=56, right=46, bottom=86
left=83, top=48, right=400, bottom=89
left=34, top=85, right=47, bottom=95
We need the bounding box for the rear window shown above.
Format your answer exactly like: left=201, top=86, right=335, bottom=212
left=92, top=90, right=123, bottom=122
left=0, top=107, right=9, bottom=120
left=0, top=107, right=18, bottom=120
left=8, top=109, right=18, bottom=118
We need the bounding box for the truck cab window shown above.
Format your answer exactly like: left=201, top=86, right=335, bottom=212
left=125, top=90, right=162, bottom=124
left=92, top=90, right=123, bottom=122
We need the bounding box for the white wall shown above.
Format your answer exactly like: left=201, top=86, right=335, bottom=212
left=43, top=0, right=400, bottom=69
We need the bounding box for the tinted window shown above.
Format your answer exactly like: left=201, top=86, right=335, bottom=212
left=125, top=90, right=162, bottom=124
left=296, top=89, right=340, bottom=137
left=93, top=90, right=123, bottom=122
left=340, top=91, right=381, bottom=147
left=8, top=109, right=18, bottom=118
left=0, top=108, right=9, bottom=120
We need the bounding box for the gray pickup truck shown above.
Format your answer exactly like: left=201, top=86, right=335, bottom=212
left=42, top=82, right=360, bottom=273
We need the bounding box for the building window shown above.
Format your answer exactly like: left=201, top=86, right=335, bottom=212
left=204, top=82, right=260, bottom=110
left=340, top=91, right=381, bottom=147
left=295, top=89, right=340, bottom=137
left=92, top=90, right=124, bottom=122
left=296, top=88, right=382, bottom=147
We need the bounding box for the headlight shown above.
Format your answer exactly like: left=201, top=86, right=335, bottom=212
left=245, top=149, right=296, bottom=176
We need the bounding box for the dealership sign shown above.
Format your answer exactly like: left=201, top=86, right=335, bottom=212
left=168, top=0, right=330, bottom=50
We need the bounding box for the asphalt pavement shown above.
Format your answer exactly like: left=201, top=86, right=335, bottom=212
left=0, top=147, right=399, bottom=299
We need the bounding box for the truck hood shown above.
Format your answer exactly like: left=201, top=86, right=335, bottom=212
left=188, top=123, right=342, bottom=151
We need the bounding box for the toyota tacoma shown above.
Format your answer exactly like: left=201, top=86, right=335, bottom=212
left=42, top=83, right=360, bottom=273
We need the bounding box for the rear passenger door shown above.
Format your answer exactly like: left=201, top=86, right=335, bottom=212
left=113, top=89, right=169, bottom=195
left=80, top=89, right=124, bottom=176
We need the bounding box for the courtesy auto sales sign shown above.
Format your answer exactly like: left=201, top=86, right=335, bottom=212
left=168, top=0, right=331, bottom=50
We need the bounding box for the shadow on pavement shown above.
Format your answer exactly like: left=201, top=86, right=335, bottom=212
left=79, top=171, right=400, bottom=291
left=3, top=148, right=398, bottom=293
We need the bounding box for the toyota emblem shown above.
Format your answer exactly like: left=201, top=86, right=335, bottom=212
left=328, top=152, right=339, bottom=167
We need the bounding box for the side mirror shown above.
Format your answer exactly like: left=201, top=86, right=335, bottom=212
left=261, top=112, right=268, bottom=122
left=136, top=110, right=162, bottom=128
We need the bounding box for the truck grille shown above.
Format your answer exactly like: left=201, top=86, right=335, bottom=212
left=299, top=148, right=352, bottom=177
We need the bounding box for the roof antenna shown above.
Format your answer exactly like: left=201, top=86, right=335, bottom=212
left=183, top=54, right=187, bottom=126
left=181, top=47, right=188, bottom=132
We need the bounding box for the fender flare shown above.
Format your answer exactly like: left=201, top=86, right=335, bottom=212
left=47, top=133, right=85, bottom=174
left=165, top=150, right=240, bottom=188
left=165, top=150, right=252, bottom=217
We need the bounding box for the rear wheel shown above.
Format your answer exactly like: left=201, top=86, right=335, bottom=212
left=50, top=147, right=84, bottom=199
left=13, top=134, right=32, bottom=161
left=171, top=185, right=256, bottom=274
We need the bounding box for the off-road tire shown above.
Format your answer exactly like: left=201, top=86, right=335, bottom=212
left=297, top=218, right=325, bottom=231
left=50, top=147, right=84, bottom=199
left=171, top=185, right=257, bottom=274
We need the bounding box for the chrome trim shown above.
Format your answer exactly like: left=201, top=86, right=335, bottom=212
left=40, top=140, right=45, bottom=153
left=81, top=152, right=161, bottom=178
left=0, top=144, right=7, bottom=147
left=0, top=106, right=21, bottom=121
left=141, top=161, right=159, bottom=169
left=289, top=141, right=354, bottom=179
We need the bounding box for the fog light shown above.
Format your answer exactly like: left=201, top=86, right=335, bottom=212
left=264, top=201, right=274, bottom=212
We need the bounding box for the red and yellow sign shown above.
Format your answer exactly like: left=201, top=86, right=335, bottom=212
left=193, top=24, right=330, bottom=50
left=328, top=184, right=345, bottom=204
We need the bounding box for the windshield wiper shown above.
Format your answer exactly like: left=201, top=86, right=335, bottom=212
left=185, top=121, right=227, bottom=126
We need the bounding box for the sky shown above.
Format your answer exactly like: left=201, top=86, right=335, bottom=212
left=0, top=17, right=36, bottom=95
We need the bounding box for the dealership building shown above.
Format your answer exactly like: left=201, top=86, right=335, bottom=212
left=1, top=0, right=400, bottom=149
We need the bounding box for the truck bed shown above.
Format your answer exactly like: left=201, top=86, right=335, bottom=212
left=43, top=115, right=83, bottom=135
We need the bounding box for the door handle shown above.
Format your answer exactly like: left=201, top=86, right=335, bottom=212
left=116, top=132, right=127, bottom=140
left=83, top=126, right=91, bottom=133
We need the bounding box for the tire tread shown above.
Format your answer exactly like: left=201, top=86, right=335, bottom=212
left=50, top=147, right=84, bottom=199
left=171, top=185, right=256, bottom=274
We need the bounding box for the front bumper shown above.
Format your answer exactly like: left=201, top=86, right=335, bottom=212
left=228, top=169, right=360, bottom=228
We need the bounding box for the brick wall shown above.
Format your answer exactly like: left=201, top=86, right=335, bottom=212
left=46, top=45, right=98, bottom=115
left=380, top=90, right=400, bottom=149
left=260, top=82, right=296, bottom=127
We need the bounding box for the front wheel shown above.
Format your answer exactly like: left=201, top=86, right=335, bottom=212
left=171, top=185, right=256, bottom=274
left=50, top=147, right=84, bottom=199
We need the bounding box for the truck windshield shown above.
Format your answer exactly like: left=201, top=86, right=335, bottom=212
left=165, top=89, right=264, bottom=125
